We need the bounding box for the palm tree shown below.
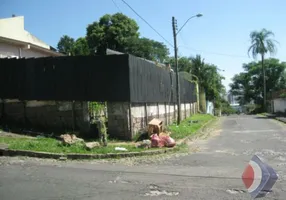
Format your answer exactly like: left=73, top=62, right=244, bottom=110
left=248, top=29, right=278, bottom=111
left=189, top=55, right=207, bottom=113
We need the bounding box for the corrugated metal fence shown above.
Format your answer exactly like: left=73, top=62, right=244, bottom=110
left=0, top=54, right=196, bottom=103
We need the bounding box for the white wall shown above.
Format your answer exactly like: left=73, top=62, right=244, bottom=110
left=0, top=42, right=51, bottom=58
left=0, top=42, right=19, bottom=58
left=131, top=103, right=192, bottom=118
left=206, top=101, right=214, bottom=115
left=273, top=98, right=286, bottom=113
left=0, top=16, right=50, bottom=49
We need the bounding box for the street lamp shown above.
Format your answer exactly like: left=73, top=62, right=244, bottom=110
left=172, top=13, right=202, bottom=125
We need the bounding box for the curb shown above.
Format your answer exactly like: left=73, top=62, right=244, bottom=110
left=0, top=146, right=176, bottom=160
left=177, top=117, right=218, bottom=145
left=0, top=117, right=217, bottom=160
left=260, top=113, right=286, bottom=124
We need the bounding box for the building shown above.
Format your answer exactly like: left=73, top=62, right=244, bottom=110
left=227, top=92, right=239, bottom=105
left=0, top=15, right=63, bottom=58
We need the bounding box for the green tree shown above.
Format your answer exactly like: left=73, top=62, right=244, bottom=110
left=168, top=56, right=192, bottom=72
left=86, top=13, right=139, bottom=55
left=127, top=38, right=169, bottom=62
left=248, top=29, right=278, bottom=110
left=229, top=72, right=255, bottom=105
left=230, top=59, right=286, bottom=107
left=73, top=37, right=90, bottom=56
left=188, top=55, right=225, bottom=112
left=57, top=35, right=75, bottom=55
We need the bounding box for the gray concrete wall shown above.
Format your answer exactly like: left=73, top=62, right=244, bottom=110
left=1, top=100, right=197, bottom=140
left=273, top=98, right=286, bottom=113
left=0, top=100, right=90, bottom=133
left=107, top=102, right=198, bottom=140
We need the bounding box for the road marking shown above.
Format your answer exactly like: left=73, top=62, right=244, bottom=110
left=232, top=130, right=277, bottom=133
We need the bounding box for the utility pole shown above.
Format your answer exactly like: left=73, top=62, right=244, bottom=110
left=171, top=14, right=202, bottom=125
left=172, top=16, right=181, bottom=125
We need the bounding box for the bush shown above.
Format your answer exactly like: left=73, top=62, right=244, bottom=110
left=221, top=107, right=236, bottom=115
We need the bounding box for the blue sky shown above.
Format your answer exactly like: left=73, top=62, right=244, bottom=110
left=1, top=0, right=285, bottom=91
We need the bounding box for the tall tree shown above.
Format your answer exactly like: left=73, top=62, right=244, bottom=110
left=73, top=37, right=90, bottom=56
left=168, top=56, right=192, bottom=72
left=86, top=13, right=139, bottom=55
left=127, top=38, right=169, bottom=62
left=188, top=55, right=225, bottom=112
left=57, top=35, right=75, bottom=55
left=230, top=58, right=286, bottom=107
left=248, top=29, right=278, bottom=110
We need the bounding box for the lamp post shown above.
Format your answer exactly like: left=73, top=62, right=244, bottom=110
left=172, top=14, right=202, bottom=125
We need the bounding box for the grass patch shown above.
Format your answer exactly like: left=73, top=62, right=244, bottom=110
left=0, top=137, right=160, bottom=154
left=168, top=114, right=215, bottom=140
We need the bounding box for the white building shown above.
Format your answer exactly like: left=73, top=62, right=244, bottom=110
left=227, top=92, right=239, bottom=105
left=0, top=15, right=63, bottom=58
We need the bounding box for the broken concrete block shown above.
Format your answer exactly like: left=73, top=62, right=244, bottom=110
left=85, top=142, right=100, bottom=150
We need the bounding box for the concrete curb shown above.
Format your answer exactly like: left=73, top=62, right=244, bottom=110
left=177, top=117, right=218, bottom=145
left=260, top=113, right=286, bottom=124
left=0, top=116, right=216, bottom=160
left=0, top=146, right=176, bottom=160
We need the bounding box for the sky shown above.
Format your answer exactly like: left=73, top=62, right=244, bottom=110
left=1, top=0, right=285, bottom=91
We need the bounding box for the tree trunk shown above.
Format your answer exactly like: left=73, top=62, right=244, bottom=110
left=199, top=86, right=206, bottom=113
left=262, top=54, right=267, bottom=112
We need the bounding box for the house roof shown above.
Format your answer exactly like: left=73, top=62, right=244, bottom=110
left=0, top=16, right=63, bottom=56
left=0, top=36, right=63, bottom=56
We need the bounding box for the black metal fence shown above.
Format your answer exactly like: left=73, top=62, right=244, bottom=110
left=129, top=55, right=196, bottom=103
left=0, top=55, right=130, bottom=101
left=0, top=55, right=196, bottom=103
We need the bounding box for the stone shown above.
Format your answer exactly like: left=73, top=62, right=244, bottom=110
left=60, top=134, right=84, bottom=145
left=85, top=142, right=100, bottom=150
left=58, top=156, right=67, bottom=161
left=136, top=140, right=151, bottom=149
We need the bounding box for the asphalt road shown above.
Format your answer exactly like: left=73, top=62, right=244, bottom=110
left=1, top=115, right=286, bottom=200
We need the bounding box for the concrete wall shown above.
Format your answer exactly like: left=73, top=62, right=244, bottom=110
left=0, top=42, right=55, bottom=58
left=107, top=102, right=197, bottom=140
left=1, top=100, right=197, bottom=140
left=0, top=16, right=50, bottom=49
left=206, top=101, right=214, bottom=115
left=0, top=100, right=90, bottom=133
left=273, top=98, right=286, bottom=113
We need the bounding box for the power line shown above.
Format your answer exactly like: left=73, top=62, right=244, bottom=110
left=111, top=0, right=122, bottom=12
left=121, top=0, right=174, bottom=47
left=180, top=45, right=249, bottom=58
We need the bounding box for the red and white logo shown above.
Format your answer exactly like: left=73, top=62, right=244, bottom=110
left=242, top=155, right=278, bottom=199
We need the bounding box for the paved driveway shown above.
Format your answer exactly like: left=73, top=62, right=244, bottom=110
left=1, top=115, right=286, bottom=199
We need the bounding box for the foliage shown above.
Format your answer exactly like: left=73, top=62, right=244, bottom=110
left=168, top=56, right=192, bottom=72
left=167, top=114, right=215, bottom=140
left=86, top=13, right=139, bottom=55
left=244, top=103, right=261, bottom=114
left=127, top=37, right=169, bottom=63
left=57, top=35, right=75, bottom=55
left=280, top=93, right=286, bottom=98
left=248, top=29, right=278, bottom=59
left=88, top=102, right=105, bottom=115
left=189, top=55, right=225, bottom=103
left=248, top=28, right=278, bottom=110
left=220, top=99, right=236, bottom=115
left=96, top=117, right=108, bottom=146
left=57, top=36, right=89, bottom=56
left=230, top=58, right=286, bottom=105
left=73, top=37, right=90, bottom=56
left=57, top=13, right=169, bottom=62
left=0, top=137, right=146, bottom=154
